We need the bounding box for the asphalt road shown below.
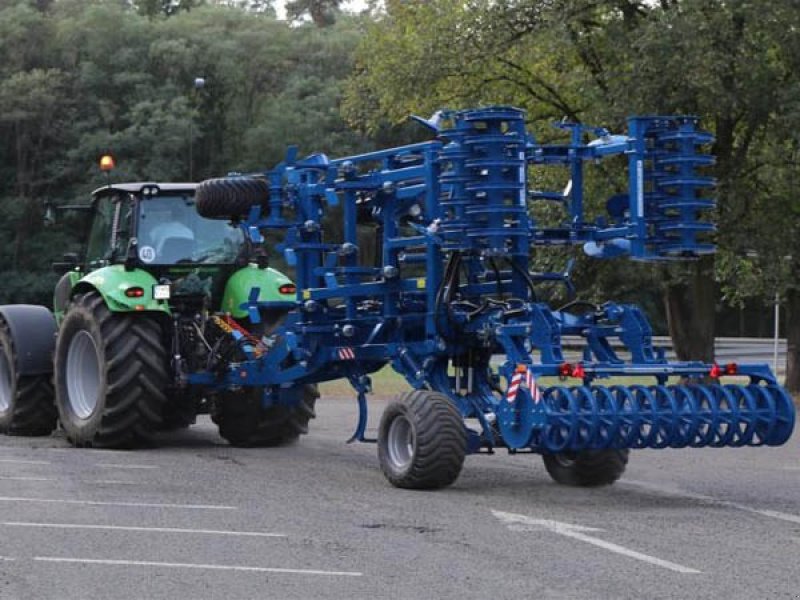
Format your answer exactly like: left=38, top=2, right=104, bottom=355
left=0, top=395, right=797, bottom=600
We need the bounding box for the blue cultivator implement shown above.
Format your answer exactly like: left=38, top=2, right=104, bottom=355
left=193, top=106, right=794, bottom=489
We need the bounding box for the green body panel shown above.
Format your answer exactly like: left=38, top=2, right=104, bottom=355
left=73, top=265, right=171, bottom=315
left=53, top=271, right=84, bottom=323
left=221, top=265, right=295, bottom=318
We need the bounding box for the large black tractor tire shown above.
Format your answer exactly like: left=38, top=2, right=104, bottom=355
left=542, top=449, right=629, bottom=487
left=0, top=319, right=57, bottom=436
left=195, top=177, right=269, bottom=220
left=54, top=293, right=169, bottom=448
left=213, top=384, right=318, bottom=447
left=377, top=390, right=467, bottom=490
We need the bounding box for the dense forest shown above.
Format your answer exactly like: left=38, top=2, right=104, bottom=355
left=1, top=0, right=799, bottom=387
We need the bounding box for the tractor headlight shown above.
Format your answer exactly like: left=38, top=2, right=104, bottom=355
left=153, top=284, right=171, bottom=300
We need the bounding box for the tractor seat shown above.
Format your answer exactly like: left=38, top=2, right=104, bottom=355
left=158, top=237, right=195, bottom=263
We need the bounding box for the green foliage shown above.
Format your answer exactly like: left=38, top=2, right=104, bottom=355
left=285, top=0, right=341, bottom=27
left=344, top=0, right=800, bottom=335
left=0, top=0, right=368, bottom=305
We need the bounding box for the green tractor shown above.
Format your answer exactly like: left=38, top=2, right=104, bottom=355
left=0, top=181, right=317, bottom=448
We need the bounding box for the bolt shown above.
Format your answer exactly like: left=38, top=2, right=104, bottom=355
left=342, top=324, right=355, bottom=337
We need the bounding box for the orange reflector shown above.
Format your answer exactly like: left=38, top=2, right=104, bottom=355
left=134, top=305, right=145, bottom=311
left=99, top=154, right=115, bottom=171
left=515, top=364, right=527, bottom=374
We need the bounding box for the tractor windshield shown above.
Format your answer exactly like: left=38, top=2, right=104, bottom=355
left=137, top=195, right=244, bottom=265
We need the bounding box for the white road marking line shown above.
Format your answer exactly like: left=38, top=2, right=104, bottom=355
left=0, top=477, right=136, bottom=485
left=0, top=496, right=235, bottom=510
left=3, top=522, right=285, bottom=538
left=94, top=464, right=159, bottom=470
left=492, top=510, right=701, bottom=574
left=0, top=459, right=50, bottom=465
left=623, top=480, right=800, bottom=525
left=90, top=480, right=138, bottom=485
left=0, top=557, right=14, bottom=562
left=33, top=557, right=362, bottom=577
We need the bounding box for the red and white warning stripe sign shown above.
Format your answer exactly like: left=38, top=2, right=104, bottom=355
left=338, top=347, right=355, bottom=360
left=506, top=364, right=542, bottom=404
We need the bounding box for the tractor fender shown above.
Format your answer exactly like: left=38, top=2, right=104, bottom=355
left=0, top=305, right=57, bottom=375
left=72, top=265, right=171, bottom=315
left=221, top=264, right=295, bottom=318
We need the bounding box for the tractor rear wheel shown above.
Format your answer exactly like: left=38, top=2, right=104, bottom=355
left=54, top=293, right=169, bottom=448
left=212, top=384, right=318, bottom=447
left=0, top=320, right=57, bottom=436
left=542, top=449, right=629, bottom=487
left=195, top=177, right=269, bottom=220
left=377, top=390, right=467, bottom=490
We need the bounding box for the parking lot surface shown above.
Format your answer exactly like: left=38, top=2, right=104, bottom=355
left=0, top=395, right=797, bottom=599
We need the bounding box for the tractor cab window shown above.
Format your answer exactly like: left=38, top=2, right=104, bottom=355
left=85, top=194, right=134, bottom=268
left=137, top=195, right=244, bottom=265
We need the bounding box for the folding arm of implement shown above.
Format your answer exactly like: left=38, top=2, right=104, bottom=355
left=191, top=106, right=794, bottom=462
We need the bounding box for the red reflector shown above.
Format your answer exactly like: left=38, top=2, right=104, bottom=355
left=709, top=363, right=722, bottom=378
left=558, top=363, right=572, bottom=377
left=125, top=287, right=145, bottom=298
left=571, top=363, right=586, bottom=378
left=279, top=284, right=297, bottom=295
left=725, top=363, right=738, bottom=375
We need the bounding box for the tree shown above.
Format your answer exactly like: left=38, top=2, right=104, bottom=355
left=0, top=0, right=370, bottom=305
left=285, top=0, right=341, bottom=27
left=344, top=0, right=800, bottom=372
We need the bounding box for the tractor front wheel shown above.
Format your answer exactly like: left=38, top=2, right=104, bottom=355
left=541, top=449, right=629, bottom=487
left=377, top=390, right=467, bottom=490
left=54, top=293, right=169, bottom=448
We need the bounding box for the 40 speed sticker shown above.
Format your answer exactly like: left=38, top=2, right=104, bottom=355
left=138, top=246, right=156, bottom=263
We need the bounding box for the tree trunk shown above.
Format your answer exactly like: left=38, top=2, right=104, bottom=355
left=663, top=255, right=716, bottom=362
left=784, top=288, right=800, bottom=393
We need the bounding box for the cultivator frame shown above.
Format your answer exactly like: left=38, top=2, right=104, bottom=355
left=191, top=106, right=794, bottom=485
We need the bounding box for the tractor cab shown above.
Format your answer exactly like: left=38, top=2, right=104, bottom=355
left=54, top=183, right=252, bottom=316
left=85, top=183, right=246, bottom=270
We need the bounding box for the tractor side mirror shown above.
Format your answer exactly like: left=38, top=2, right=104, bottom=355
left=51, top=252, right=80, bottom=274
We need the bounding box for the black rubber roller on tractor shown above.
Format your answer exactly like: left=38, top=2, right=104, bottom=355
left=195, top=176, right=270, bottom=220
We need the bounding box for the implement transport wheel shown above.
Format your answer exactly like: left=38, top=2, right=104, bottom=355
left=0, top=319, right=57, bottom=436
left=542, top=449, right=629, bottom=487
left=213, top=384, right=318, bottom=447
left=54, top=293, right=168, bottom=448
left=195, top=177, right=269, bottom=220
left=378, top=390, right=467, bottom=490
